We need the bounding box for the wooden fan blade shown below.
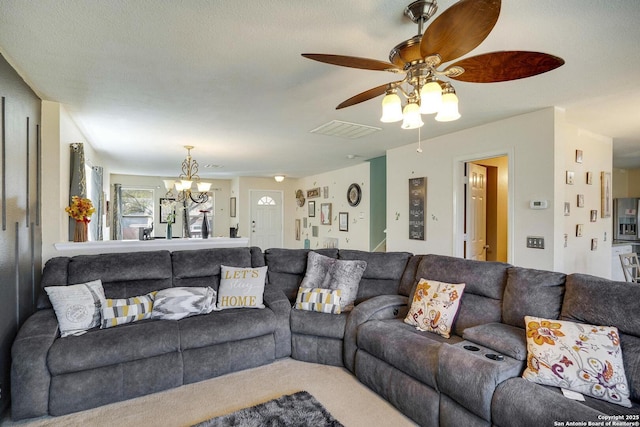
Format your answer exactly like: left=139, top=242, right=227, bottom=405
left=447, top=51, right=565, bottom=83
left=420, top=0, right=501, bottom=63
left=302, top=54, right=401, bottom=72
left=336, top=83, right=395, bottom=109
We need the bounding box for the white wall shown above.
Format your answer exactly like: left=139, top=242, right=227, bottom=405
left=388, top=108, right=556, bottom=269
left=292, top=163, right=370, bottom=251
left=554, top=111, right=612, bottom=277
left=41, top=101, right=106, bottom=262
left=387, top=107, right=613, bottom=275
left=110, top=174, right=232, bottom=238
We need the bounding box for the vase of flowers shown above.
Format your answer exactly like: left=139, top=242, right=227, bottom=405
left=65, top=196, right=95, bottom=242
left=161, top=198, right=177, bottom=240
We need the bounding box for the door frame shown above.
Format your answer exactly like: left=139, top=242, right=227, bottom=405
left=249, top=189, right=284, bottom=249
left=452, top=149, right=515, bottom=263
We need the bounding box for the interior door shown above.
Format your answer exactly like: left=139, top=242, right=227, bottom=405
left=466, top=163, right=488, bottom=260
left=250, top=190, right=283, bottom=250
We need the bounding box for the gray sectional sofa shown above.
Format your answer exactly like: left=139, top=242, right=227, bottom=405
left=10, top=246, right=640, bottom=426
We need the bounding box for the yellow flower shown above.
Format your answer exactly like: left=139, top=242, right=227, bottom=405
left=527, top=320, right=565, bottom=346
left=65, top=196, right=96, bottom=221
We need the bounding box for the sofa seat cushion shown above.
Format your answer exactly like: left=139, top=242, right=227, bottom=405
left=492, top=377, right=640, bottom=427
left=462, top=322, right=527, bottom=361
left=290, top=308, right=348, bottom=339
left=178, top=308, right=276, bottom=350
left=48, top=320, right=180, bottom=375
left=357, top=319, right=463, bottom=388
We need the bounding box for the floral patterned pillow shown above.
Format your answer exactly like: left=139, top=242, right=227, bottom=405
left=404, top=279, right=465, bottom=339
left=522, top=316, right=631, bottom=408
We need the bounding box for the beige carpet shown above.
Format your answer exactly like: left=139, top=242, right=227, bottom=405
left=1, top=358, right=417, bottom=427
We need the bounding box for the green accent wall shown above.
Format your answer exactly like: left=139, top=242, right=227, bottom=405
left=369, top=156, right=387, bottom=251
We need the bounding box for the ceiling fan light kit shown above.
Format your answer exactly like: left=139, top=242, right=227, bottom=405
left=302, top=0, right=564, bottom=130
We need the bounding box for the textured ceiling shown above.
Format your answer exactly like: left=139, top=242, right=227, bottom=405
left=1, top=0, right=639, bottom=178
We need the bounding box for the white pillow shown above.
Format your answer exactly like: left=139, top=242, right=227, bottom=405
left=151, top=287, right=217, bottom=320
left=522, top=316, right=632, bottom=407
left=217, top=265, right=268, bottom=310
left=404, top=278, right=465, bottom=339
left=45, top=280, right=106, bottom=337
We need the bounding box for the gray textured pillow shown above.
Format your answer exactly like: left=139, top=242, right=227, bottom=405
left=151, top=286, right=217, bottom=320
left=322, top=258, right=367, bottom=311
left=45, top=280, right=106, bottom=337
left=300, top=251, right=335, bottom=288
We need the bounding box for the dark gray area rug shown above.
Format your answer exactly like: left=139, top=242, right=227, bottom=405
left=192, top=391, right=344, bottom=427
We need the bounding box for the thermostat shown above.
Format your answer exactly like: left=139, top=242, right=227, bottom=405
left=529, top=200, right=549, bottom=209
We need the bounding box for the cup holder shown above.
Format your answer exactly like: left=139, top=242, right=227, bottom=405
left=485, top=353, right=504, bottom=361
left=463, top=345, right=480, bottom=352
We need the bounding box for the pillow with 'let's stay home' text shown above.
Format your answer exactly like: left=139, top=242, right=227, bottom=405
left=217, top=265, right=268, bottom=310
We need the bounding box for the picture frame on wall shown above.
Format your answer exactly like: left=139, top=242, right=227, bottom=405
left=320, top=203, right=332, bottom=225
left=307, top=187, right=320, bottom=199
left=577, top=194, right=584, bottom=208
left=590, top=210, right=598, bottom=222
left=295, top=219, right=301, bottom=241
left=564, top=202, right=571, bottom=216
left=576, top=224, right=583, bottom=237
left=601, top=172, right=612, bottom=218
left=575, top=149, right=583, bottom=163
left=586, top=171, right=593, bottom=185
left=308, top=200, right=315, bottom=217
left=566, top=171, right=574, bottom=185
left=230, top=197, right=236, bottom=218
left=339, top=212, right=348, bottom=232
left=591, top=238, right=598, bottom=251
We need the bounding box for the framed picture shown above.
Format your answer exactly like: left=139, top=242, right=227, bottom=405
left=591, top=238, right=598, bottom=251
left=590, top=210, right=598, bottom=222
left=576, top=224, right=583, bottom=237
left=566, top=171, right=574, bottom=185
left=586, top=171, right=593, bottom=185
left=577, top=194, right=584, bottom=208
left=323, top=186, right=329, bottom=199
left=295, top=219, right=301, bottom=241
left=575, top=149, right=583, bottom=163
left=303, top=217, right=308, bottom=228
left=307, top=187, right=320, bottom=199
left=312, top=225, right=319, bottom=237
left=320, top=203, right=332, bottom=225
left=230, top=197, right=236, bottom=218
left=601, top=172, right=612, bottom=218
left=159, top=198, right=176, bottom=223
left=564, top=202, right=570, bottom=216
left=339, top=212, right=349, bottom=231
left=408, top=178, right=426, bottom=240
left=308, top=200, right=315, bottom=217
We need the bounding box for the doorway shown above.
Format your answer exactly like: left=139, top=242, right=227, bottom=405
left=462, top=156, right=509, bottom=262
left=249, top=190, right=283, bottom=250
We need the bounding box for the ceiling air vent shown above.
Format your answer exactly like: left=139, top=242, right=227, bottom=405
left=309, top=120, right=381, bottom=139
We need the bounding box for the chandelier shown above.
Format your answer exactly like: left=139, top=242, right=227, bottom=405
left=163, top=145, right=212, bottom=204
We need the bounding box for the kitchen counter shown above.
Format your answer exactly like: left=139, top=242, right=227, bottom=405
left=53, top=237, right=250, bottom=257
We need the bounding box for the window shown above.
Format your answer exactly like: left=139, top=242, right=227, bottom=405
left=258, top=196, right=276, bottom=206
left=121, top=188, right=154, bottom=240
left=187, top=193, right=214, bottom=237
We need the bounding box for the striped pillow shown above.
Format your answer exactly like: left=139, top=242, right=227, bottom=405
left=295, top=287, right=342, bottom=314
left=101, top=292, right=156, bottom=329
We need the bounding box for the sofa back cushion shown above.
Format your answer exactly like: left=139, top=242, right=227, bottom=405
left=413, top=254, right=510, bottom=336
left=264, top=248, right=338, bottom=303
left=171, top=247, right=255, bottom=291
left=338, top=250, right=411, bottom=303
left=67, top=251, right=173, bottom=299
left=561, top=273, right=640, bottom=401
left=398, top=255, right=425, bottom=297
left=502, top=267, right=565, bottom=328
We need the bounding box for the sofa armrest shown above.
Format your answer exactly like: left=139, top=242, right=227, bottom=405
left=263, top=287, right=292, bottom=358
left=11, top=309, right=59, bottom=420
left=344, top=294, right=409, bottom=372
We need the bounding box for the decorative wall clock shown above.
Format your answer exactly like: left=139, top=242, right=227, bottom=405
left=347, top=183, right=362, bottom=207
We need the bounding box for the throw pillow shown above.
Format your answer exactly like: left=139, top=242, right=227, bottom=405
left=217, top=265, right=268, bottom=310
left=295, top=287, right=342, bottom=314
left=522, top=316, right=632, bottom=408
left=151, top=287, right=217, bottom=320
left=101, top=292, right=156, bottom=328
left=404, top=278, right=465, bottom=339
left=45, top=279, right=106, bottom=337
left=321, top=259, right=366, bottom=311
left=300, top=251, right=336, bottom=288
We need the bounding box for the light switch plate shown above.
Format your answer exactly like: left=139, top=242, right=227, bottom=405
left=527, top=236, right=545, bottom=249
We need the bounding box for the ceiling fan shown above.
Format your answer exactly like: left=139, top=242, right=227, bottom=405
left=302, top=0, right=564, bottom=129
